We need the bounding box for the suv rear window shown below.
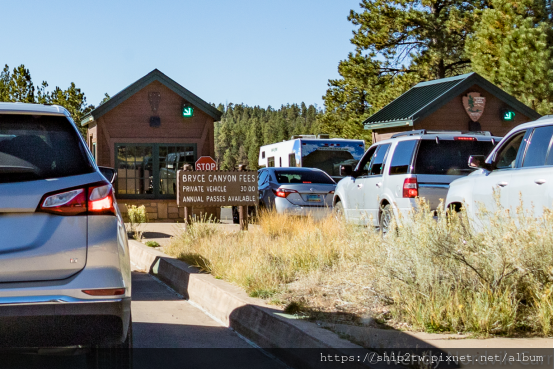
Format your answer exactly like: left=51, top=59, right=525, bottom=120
left=274, top=170, right=335, bottom=184
left=0, top=114, right=93, bottom=183
left=414, top=139, right=497, bottom=175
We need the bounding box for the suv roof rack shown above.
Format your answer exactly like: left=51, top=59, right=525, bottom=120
left=391, top=130, right=491, bottom=138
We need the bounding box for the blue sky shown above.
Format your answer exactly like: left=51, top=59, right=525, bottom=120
left=3, top=0, right=363, bottom=110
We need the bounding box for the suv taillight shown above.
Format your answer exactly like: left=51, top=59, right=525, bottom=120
left=273, top=188, right=299, bottom=198
left=403, top=178, right=418, bottom=198
left=38, top=182, right=116, bottom=216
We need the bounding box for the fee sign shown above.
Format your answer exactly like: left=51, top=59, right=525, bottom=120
left=177, top=170, right=258, bottom=207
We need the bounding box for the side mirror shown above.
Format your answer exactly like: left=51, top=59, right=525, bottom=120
left=98, top=166, right=117, bottom=184
left=340, top=164, right=353, bottom=177
left=468, top=155, right=492, bottom=171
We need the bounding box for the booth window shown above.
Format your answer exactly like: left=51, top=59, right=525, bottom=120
left=115, top=143, right=196, bottom=198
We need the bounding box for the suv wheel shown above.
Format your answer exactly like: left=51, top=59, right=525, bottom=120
left=379, top=204, right=393, bottom=234
left=334, top=201, right=345, bottom=222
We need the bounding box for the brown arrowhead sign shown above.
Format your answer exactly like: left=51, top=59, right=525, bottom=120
left=463, top=92, right=486, bottom=122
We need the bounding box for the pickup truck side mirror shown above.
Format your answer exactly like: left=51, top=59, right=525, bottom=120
left=98, top=166, right=117, bottom=184
left=468, top=155, right=493, bottom=171
left=341, top=164, right=355, bottom=177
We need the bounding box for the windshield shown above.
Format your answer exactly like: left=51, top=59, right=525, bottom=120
left=274, top=170, right=335, bottom=184
left=0, top=114, right=92, bottom=183
left=300, top=140, right=365, bottom=177
left=414, top=139, right=498, bottom=175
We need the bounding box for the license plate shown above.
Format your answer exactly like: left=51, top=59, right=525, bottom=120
left=307, top=194, right=321, bottom=202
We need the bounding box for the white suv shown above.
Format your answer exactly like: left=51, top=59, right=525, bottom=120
left=333, top=130, right=501, bottom=232
left=446, top=117, right=553, bottom=222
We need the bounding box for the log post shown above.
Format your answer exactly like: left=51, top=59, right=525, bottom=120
left=238, top=164, right=248, bottom=231
left=183, top=164, right=193, bottom=229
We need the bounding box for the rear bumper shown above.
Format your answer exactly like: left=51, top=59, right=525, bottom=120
left=274, top=198, right=332, bottom=219
left=0, top=297, right=131, bottom=347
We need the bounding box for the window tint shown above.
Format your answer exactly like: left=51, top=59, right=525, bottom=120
left=495, top=132, right=526, bottom=170
left=369, top=144, right=391, bottom=175
left=389, top=140, right=417, bottom=175
left=414, top=139, right=498, bottom=175
left=356, top=146, right=377, bottom=176
left=0, top=115, right=92, bottom=183
left=523, top=126, right=553, bottom=167
left=274, top=170, right=335, bottom=184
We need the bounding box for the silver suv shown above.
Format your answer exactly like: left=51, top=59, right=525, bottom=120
left=0, top=103, right=131, bottom=352
left=446, top=117, right=553, bottom=223
left=333, top=130, right=501, bottom=232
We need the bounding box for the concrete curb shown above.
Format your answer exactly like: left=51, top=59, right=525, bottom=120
left=128, top=240, right=380, bottom=369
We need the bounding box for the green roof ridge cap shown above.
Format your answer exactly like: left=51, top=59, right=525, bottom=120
left=414, top=72, right=474, bottom=88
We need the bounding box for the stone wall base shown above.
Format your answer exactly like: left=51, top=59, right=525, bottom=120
left=117, top=198, right=220, bottom=223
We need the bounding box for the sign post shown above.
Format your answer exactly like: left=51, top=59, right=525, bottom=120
left=238, top=164, right=248, bottom=231
left=182, top=164, right=194, bottom=229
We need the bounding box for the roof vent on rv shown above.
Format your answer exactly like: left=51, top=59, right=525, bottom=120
left=317, top=134, right=330, bottom=139
left=290, top=135, right=316, bottom=140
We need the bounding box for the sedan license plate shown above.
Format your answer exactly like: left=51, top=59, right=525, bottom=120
left=307, top=194, right=321, bottom=202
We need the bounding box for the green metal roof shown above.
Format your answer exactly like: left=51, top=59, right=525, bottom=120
left=81, top=69, right=223, bottom=126
left=363, top=72, right=541, bottom=130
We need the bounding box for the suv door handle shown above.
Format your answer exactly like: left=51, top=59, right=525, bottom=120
left=376, top=182, right=382, bottom=188
left=357, top=184, right=363, bottom=188
left=496, top=182, right=508, bottom=187
left=535, top=179, right=546, bottom=185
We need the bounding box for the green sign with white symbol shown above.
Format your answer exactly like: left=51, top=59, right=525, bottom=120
left=501, top=109, right=516, bottom=121
left=182, top=105, right=194, bottom=118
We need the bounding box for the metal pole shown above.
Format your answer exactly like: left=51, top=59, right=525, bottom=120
left=238, top=164, right=248, bottom=231
left=183, top=164, right=193, bottom=229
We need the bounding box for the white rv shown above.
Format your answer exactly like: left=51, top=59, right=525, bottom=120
left=258, top=135, right=365, bottom=180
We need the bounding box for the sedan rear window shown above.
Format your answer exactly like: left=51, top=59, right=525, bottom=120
left=0, top=114, right=93, bottom=183
left=414, top=139, right=497, bottom=175
left=274, top=170, right=335, bottom=184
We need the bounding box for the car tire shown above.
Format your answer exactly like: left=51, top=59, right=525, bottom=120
left=379, top=204, right=394, bottom=235
left=87, top=315, right=132, bottom=369
left=334, top=201, right=345, bottom=222
left=232, top=206, right=240, bottom=224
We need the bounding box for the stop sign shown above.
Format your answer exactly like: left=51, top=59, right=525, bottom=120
left=195, top=156, right=217, bottom=170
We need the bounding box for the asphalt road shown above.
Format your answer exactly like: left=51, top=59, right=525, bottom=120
left=0, top=271, right=288, bottom=369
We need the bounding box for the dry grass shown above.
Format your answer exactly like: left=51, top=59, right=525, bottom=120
left=164, top=202, right=553, bottom=337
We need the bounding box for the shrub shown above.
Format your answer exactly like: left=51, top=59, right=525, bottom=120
left=126, top=204, right=147, bottom=240
left=164, top=201, right=553, bottom=337
left=145, top=241, right=160, bottom=248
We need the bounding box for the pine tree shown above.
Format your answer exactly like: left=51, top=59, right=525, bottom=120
left=321, top=0, right=489, bottom=141
left=466, top=0, right=553, bottom=115
left=8, top=65, right=35, bottom=103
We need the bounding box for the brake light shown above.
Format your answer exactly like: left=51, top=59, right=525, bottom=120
left=89, top=184, right=114, bottom=212
left=403, top=178, right=418, bottom=198
left=329, top=191, right=335, bottom=194
left=273, top=188, right=299, bottom=198
left=82, top=288, right=125, bottom=296
left=38, top=182, right=116, bottom=216
left=454, top=137, right=477, bottom=141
